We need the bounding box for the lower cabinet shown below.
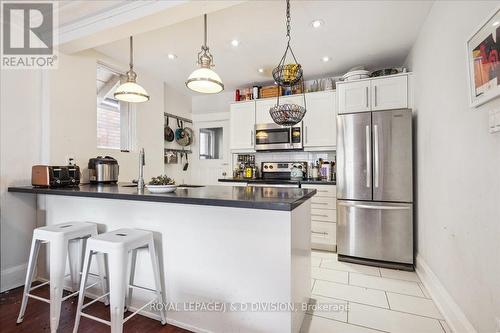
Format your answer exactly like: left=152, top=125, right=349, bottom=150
left=302, top=184, right=337, bottom=252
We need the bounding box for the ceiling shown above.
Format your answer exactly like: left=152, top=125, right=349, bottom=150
left=94, top=1, right=433, bottom=96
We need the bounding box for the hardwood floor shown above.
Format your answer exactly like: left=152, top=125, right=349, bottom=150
left=0, top=283, right=191, bottom=333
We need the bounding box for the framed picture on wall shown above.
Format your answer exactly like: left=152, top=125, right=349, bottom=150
left=466, top=7, right=500, bottom=107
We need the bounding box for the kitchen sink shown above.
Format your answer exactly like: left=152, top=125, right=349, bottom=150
left=121, top=184, right=137, bottom=187
left=177, top=184, right=205, bottom=188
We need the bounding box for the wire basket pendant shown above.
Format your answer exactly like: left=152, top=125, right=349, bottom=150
left=269, top=80, right=307, bottom=127
left=269, top=0, right=306, bottom=127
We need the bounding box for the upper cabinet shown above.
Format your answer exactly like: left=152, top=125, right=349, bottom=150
left=231, top=91, right=336, bottom=152
left=337, top=74, right=410, bottom=114
left=371, top=75, right=408, bottom=111
left=230, top=101, right=255, bottom=152
left=337, top=80, right=371, bottom=114
left=255, top=98, right=277, bottom=124
left=303, top=91, right=336, bottom=150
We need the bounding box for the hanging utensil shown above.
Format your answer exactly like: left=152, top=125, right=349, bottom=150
left=176, top=120, right=190, bottom=146
left=183, top=126, right=194, bottom=145
left=183, top=153, right=189, bottom=171
left=164, top=116, right=175, bottom=142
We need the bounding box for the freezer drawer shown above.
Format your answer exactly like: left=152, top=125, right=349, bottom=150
left=337, top=200, right=413, bottom=264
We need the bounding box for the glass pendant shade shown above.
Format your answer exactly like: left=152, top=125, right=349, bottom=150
left=114, top=36, right=149, bottom=103
left=186, top=67, right=224, bottom=94
left=114, top=81, right=150, bottom=103
left=186, top=14, right=224, bottom=94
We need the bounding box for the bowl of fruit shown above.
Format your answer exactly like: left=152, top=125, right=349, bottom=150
left=145, top=175, right=177, bottom=193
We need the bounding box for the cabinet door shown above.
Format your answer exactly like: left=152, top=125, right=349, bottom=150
left=337, top=81, right=371, bottom=114
left=303, top=91, right=336, bottom=148
left=255, top=98, right=277, bottom=124
left=371, top=75, right=408, bottom=111
left=230, top=101, right=255, bottom=151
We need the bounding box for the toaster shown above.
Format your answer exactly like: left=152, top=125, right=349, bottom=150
left=31, top=165, right=80, bottom=187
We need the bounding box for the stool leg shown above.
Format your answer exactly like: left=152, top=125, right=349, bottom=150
left=96, top=253, right=109, bottom=306
left=108, top=251, right=128, bottom=333
left=148, top=240, right=167, bottom=325
left=68, top=238, right=84, bottom=293
left=17, top=238, right=41, bottom=324
left=49, top=238, right=68, bottom=333
left=73, top=248, right=93, bottom=333
left=125, top=249, right=137, bottom=311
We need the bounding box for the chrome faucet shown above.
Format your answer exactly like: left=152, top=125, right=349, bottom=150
left=138, top=148, right=145, bottom=188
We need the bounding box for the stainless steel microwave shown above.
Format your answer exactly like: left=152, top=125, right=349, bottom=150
left=255, top=122, right=303, bottom=151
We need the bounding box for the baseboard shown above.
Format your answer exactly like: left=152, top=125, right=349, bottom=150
left=415, top=254, right=477, bottom=333
left=1, top=263, right=27, bottom=292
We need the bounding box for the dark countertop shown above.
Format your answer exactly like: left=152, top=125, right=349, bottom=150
left=8, top=184, right=316, bottom=211
left=218, top=178, right=336, bottom=186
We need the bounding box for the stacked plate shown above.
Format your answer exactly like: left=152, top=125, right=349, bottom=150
left=342, top=69, right=370, bottom=81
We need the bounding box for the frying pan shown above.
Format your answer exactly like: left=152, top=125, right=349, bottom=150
left=164, top=116, right=174, bottom=142
left=175, top=120, right=190, bottom=146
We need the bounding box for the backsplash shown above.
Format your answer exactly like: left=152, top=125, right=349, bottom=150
left=232, top=151, right=336, bottom=168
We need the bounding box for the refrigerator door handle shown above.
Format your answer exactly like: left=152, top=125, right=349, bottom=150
left=338, top=202, right=411, bottom=210
left=365, top=125, right=371, bottom=188
left=374, top=124, right=379, bottom=188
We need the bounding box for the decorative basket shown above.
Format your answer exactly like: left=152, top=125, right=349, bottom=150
left=269, top=103, right=306, bottom=127
left=272, top=63, right=303, bottom=87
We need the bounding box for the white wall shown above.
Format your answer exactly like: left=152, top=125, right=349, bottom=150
left=48, top=50, right=165, bottom=182
left=0, top=70, right=43, bottom=291
left=405, top=2, right=500, bottom=332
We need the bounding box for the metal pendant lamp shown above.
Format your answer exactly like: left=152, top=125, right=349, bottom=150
left=114, top=36, right=150, bottom=103
left=186, top=14, right=224, bottom=94
left=269, top=0, right=307, bottom=126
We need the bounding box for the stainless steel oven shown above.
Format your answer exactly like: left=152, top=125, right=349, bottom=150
left=254, top=122, right=303, bottom=151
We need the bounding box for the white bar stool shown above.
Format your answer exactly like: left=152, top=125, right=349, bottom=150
left=73, top=228, right=167, bottom=333
left=17, top=222, right=108, bottom=333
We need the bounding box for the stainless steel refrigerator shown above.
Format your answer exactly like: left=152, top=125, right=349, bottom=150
left=336, top=109, right=413, bottom=270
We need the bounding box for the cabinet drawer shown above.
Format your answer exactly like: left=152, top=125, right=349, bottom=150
left=311, top=221, right=336, bottom=244
left=311, top=196, right=336, bottom=210
left=311, top=208, right=336, bottom=222
left=302, top=184, right=336, bottom=197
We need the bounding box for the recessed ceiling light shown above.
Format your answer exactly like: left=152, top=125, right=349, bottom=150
left=321, top=56, right=330, bottom=62
left=231, top=39, right=239, bottom=47
left=167, top=53, right=177, bottom=60
left=258, top=68, right=264, bottom=73
left=311, top=19, right=324, bottom=29
left=493, top=21, right=500, bottom=27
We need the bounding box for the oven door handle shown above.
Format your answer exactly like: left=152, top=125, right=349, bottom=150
left=248, top=183, right=300, bottom=188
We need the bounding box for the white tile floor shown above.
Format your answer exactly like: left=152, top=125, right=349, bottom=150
left=300, top=251, right=451, bottom=333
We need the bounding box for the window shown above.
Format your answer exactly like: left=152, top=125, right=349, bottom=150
left=96, top=63, right=135, bottom=150
left=199, top=127, right=223, bottom=159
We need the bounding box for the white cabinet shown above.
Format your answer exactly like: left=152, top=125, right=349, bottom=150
left=255, top=98, right=277, bottom=124
left=303, top=91, right=336, bottom=149
left=302, top=184, right=337, bottom=252
left=337, top=80, right=370, bottom=114
left=337, top=74, right=410, bottom=114
left=230, top=101, right=255, bottom=152
left=371, top=75, right=408, bottom=111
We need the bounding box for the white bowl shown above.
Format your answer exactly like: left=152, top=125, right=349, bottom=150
left=145, top=184, right=177, bottom=193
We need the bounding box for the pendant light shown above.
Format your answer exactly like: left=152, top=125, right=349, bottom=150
left=186, top=14, right=224, bottom=94
left=269, top=0, right=307, bottom=126
left=114, top=36, right=150, bottom=103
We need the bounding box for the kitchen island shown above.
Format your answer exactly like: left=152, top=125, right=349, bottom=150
left=8, top=184, right=315, bottom=333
